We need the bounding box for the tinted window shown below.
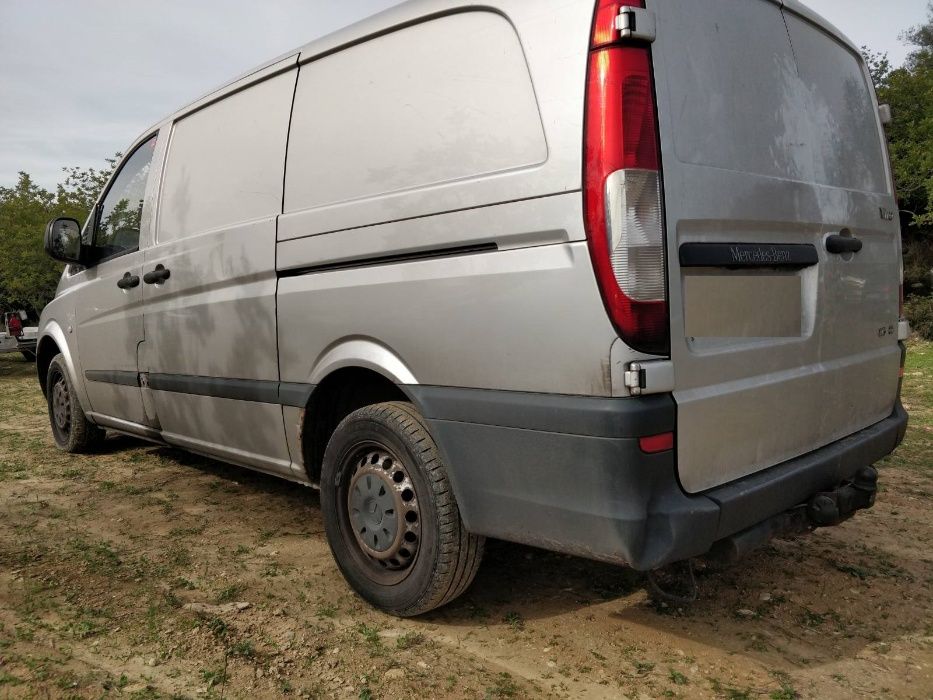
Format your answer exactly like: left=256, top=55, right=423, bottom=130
left=95, top=135, right=157, bottom=257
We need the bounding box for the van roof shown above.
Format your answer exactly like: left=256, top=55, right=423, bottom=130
left=135, top=0, right=859, bottom=148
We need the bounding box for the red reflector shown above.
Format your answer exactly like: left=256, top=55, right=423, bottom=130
left=639, top=432, right=674, bottom=454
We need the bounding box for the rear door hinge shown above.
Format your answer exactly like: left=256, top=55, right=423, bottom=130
left=624, top=360, right=674, bottom=396
left=616, top=6, right=657, bottom=43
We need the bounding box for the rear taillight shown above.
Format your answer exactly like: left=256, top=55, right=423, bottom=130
left=584, top=0, right=668, bottom=355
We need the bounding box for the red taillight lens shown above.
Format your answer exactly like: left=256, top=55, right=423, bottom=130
left=584, top=0, right=668, bottom=355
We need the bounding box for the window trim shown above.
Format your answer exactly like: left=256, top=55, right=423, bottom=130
left=87, top=131, right=159, bottom=265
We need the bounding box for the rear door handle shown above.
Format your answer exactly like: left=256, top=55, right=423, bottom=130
left=826, top=234, right=863, bottom=255
left=143, top=264, right=171, bottom=285
left=117, top=272, right=140, bottom=289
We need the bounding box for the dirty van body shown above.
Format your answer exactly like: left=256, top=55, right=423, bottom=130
left=38, top=0, right=908, bottom=616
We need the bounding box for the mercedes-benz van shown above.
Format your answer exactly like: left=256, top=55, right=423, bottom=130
left=38, top=0, right=909, bottom=616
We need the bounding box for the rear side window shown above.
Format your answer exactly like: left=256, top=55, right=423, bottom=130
left=284, top=11, right=547, bottom=215
left=94, top=134, right=157, bottom=257
left=157, top=70, right=295, bottom=242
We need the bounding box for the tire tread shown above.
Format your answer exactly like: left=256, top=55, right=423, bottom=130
left=322, top=400, right=484, bottom=616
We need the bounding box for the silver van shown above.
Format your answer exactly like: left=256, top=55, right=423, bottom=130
left=38, top=0, right=909, bottom=616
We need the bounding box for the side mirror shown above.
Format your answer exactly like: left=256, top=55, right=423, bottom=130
left=44, top=217, right=83, bottom=264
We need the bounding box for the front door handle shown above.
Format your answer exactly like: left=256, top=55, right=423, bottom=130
left=117, top=272, right=140, bottom=289
left=826, top=234, right=863, bottom=255
left=143, top=264, right=171, bottom=285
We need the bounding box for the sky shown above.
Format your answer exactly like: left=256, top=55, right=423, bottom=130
left=0, top=0, right=927, bottom=190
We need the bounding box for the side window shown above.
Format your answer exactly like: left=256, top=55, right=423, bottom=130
left=94, top=134, right=157, bottom=258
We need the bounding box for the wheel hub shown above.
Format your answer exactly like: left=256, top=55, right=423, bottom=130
left=52, top=378, right=70, bottom=430
left=347, top=448, right=420, bottom=570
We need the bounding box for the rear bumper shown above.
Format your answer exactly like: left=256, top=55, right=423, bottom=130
left=410, top=386, right=908, bottom=570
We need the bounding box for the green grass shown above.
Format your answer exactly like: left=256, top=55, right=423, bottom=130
left=485, top=672, right=520, bottom=699
left=215, top=583, right=245, bottom=603
left=396, top=631, right=425, bottom=650
left=356, top=623, right=381, bottom=648
left=888, top=340, right=933, bottom=474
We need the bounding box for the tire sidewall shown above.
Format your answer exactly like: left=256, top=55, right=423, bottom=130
left=321, top=408, right=442, bottom=614
left=46, top=356, right=75, bottom=451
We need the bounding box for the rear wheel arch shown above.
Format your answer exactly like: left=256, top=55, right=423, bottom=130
left=301, top=366, right=416, bottom=484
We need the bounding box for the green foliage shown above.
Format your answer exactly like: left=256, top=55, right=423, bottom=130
left=904, top=237, right=933, bottom=297
left=0, top=157, right=116, bottom=317
left=865, top=4, right=933, bottom=234
left=905, top=296, right=933, bottom=340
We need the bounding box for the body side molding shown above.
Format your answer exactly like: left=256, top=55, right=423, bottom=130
left=86, top=371, right=315, bottom=408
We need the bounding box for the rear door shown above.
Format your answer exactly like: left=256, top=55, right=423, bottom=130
left=650, top=0, right=902, bottom=493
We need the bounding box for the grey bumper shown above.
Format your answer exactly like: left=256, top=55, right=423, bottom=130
left=409, top=387, right=908, bottom=571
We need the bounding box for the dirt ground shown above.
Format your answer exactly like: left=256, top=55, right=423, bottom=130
left=0, top=344, right=931, bottom=700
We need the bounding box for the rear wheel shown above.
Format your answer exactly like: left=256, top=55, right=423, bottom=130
left=320, top=401, right=484, bottom=616
left=46, top=354, right=104, bottom=453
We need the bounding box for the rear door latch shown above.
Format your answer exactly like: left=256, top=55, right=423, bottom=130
left=624, top=360, right=674, bottom=396
left=616, top=6, right=657, bottom=43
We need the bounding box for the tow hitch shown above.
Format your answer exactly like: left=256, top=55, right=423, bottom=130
left=806, top=466, right=878, bottom=526
left=707, top=465, right=880, bottom=566
left=649, top=466, right=881, bottom=605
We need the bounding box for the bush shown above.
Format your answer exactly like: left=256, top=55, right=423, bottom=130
left=905, top=295, right=933, bottom=340
left=903, top=237, right=933, bottom=297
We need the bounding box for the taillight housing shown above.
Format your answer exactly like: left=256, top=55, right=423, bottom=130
left=584, top=0, right=668, bottom=355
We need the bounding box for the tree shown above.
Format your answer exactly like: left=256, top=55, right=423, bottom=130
left=57, top=155, right=120, bottom=214
left=864, top=4, right=933, bottom=307
left=867, top=3, right=933, bottom=231
left=0, top=158, right=117, bottom=317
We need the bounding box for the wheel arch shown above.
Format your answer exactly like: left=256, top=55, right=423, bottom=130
left=298, top=336, right=424, bottom=483
left=306, top=337, right=418, bottom=387
left=36, top=323, right=73, bottom=398
left=301, top=365, right=416, bottom=484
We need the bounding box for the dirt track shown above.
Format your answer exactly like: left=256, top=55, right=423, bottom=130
left=1, top=347, right=931, bottom=699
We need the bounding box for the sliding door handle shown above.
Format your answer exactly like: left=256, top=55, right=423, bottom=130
left=143, top=264, right=171, bottom=285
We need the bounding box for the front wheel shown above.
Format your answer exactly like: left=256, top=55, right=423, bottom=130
left=320, top=401, right=484, bottom=617
left=46, top=354, right=104, bottom=453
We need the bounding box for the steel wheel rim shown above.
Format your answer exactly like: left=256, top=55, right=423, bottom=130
left=51, top=372, right=71, bottom=432
left=343, top=443, right=421, bottom=578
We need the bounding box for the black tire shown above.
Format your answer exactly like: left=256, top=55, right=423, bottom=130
left=320, top=401, right=484, bottom=617
left=46, top=353, right=104, bottom=453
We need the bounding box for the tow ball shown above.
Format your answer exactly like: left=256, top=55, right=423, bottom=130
left=807, top=466, right=878, bottom=527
